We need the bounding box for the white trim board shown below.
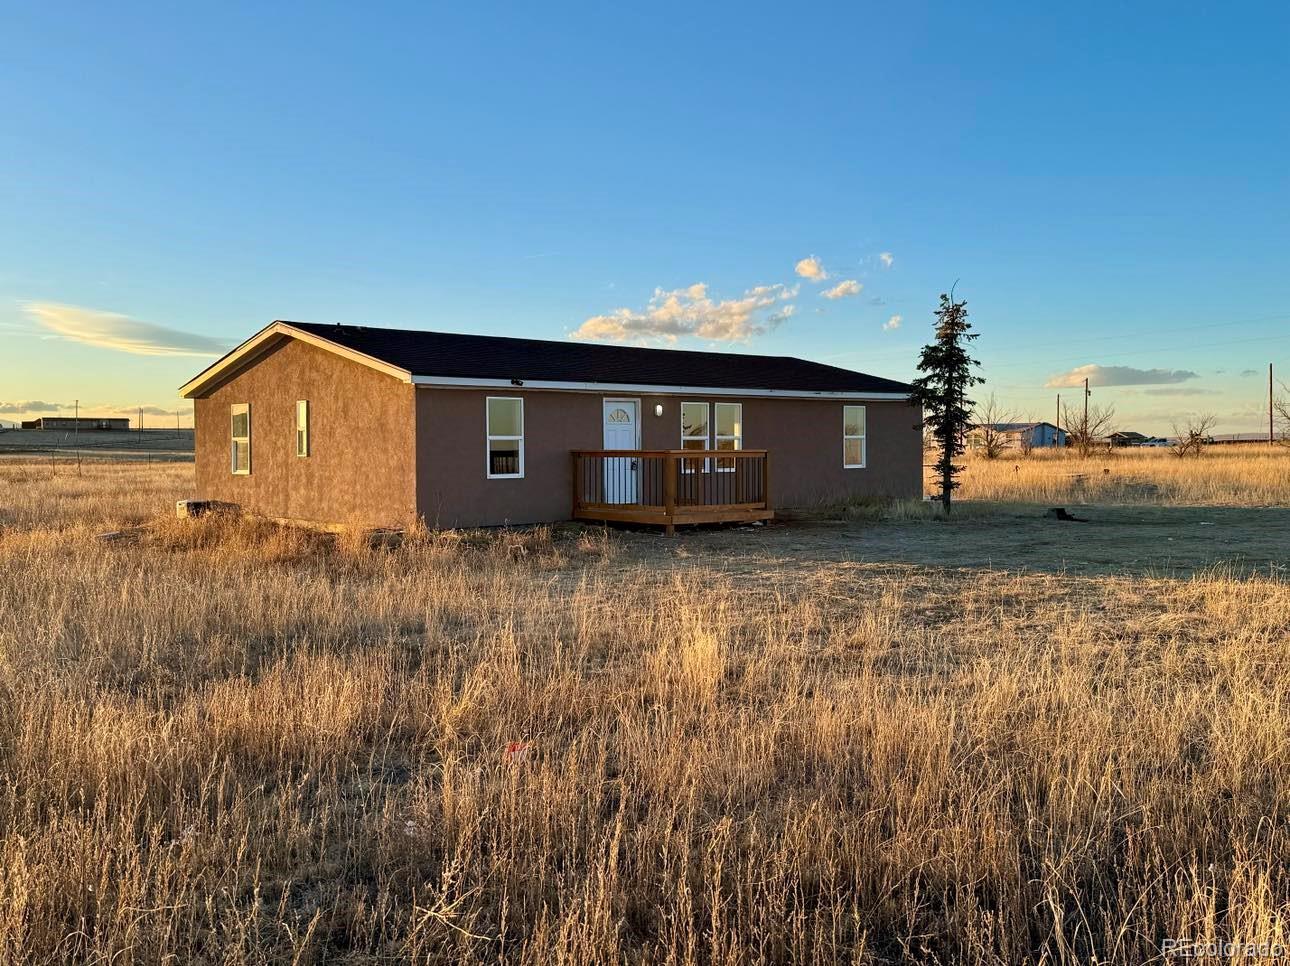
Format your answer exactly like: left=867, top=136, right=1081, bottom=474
left=412, top=376, right=909, bottom=401
left=179, top=322, right=412, bottom=398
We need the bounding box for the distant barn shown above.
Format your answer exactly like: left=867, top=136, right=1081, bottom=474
left=968, top=421, right=1066, bottom=450
left=21, top=416, right=131, bottom=431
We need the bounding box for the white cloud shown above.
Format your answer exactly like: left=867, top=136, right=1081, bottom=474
left=794, top=256, right=829, bottom=281
left=821, top=279, right=862, bottom=300
left=0, top=400, right=65, bottom=415
left=883, top=314, right=902, bottom=331
left=572, top=282, right=797, bottom=343
left=1045, top=364, right=1199, bottom=388
left=879, top=252, right=894, bottom=268
left=24, top=302, right=227, bottom=357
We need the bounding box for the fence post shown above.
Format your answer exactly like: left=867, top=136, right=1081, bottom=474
left=663, top=452, right=677, bottom=536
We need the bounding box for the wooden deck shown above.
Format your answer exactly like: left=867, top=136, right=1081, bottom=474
left=571, top=449, right=772, bottom=534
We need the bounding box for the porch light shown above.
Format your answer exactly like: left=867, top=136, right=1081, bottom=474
left=654, top=403, right=664, bottom=417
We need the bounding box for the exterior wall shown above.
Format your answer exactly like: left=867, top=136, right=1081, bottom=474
left=416, top=388, right=922, bottom=527
left=193, top=339, right=417, bottom=527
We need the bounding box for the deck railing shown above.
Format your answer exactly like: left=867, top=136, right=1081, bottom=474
left=571, top=449, right=771, bottom=532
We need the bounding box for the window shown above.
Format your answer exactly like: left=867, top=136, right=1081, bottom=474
left=680, top=401, right=709, bottom=473
left=843, top=405, right=866, bottom=468
left=486, top=397, right=524, bottom=478
left=295, top=400, right=309, bottom=457
left=714, top=402, right=742, bottom=472
left=230, top=403, right=251, bottom=475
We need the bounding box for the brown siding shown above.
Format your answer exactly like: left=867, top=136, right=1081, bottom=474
left=194, top=339, right=417, bottom=527
left=416, top=389, right=922, bottom=527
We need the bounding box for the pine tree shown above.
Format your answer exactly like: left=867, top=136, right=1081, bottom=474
left=910, top=292, right=983, bottom=514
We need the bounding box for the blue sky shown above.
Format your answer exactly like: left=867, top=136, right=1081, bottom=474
left=1, top=1, right=1286, bottom=433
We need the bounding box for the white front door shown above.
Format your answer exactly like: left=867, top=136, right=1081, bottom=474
left=602, top=400, right=639, bottom=504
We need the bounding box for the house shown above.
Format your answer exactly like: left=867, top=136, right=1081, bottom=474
left=1107, top=431, right=1151, bottom=447
left=967, top=421, right=1066, bottom=451
left=179, top=321, right=922, bottom=531
left=20, top=416, right=131, bottom=431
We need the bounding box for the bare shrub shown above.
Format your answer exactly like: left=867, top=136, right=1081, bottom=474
left=969, top=393, right=1016, bottom=460
left=1171, top=412, right=1218, bottom=458
left=1062, top=401, right=1116, bottom=457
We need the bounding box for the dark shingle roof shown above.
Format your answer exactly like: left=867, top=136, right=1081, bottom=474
left=285, top=321, right=914, bottom=395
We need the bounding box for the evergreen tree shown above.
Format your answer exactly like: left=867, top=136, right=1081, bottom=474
left=910, top=292, right=983, bottom=514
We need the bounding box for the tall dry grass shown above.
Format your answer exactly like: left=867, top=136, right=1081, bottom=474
left=1, top=461, right=1288, bottom=963
left=954, top=444, right=1290, bottom=506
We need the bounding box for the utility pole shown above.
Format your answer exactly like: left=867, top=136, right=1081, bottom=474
left=1083, top=377, right=1091, bottom=448
left=1055, top=393, right=1061, bottom=446
left=74, top=398, right=81, bottom=475
left=1271, top=363, right=1275, bottom=445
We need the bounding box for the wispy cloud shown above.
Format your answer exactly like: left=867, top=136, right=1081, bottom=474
left=0, top=400, right=65, bottom=415
left=883, top=314, right=903, bottom=331
left=1045, top=364, right=1199, bottom=388
left=24, top=302, right=227, bottom=357
left=794, top=256, right=828, bottom=281
left=1240, top=369, right=1260, bottom=377
left=879, top=252, right=894, bottom=268
left=821, top=279, right=862, bottom=300
left=1140, top=387, right=1221, bottom=397
left=573, top=282, right=797, bottom=343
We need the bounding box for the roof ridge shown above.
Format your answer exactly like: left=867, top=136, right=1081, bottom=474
left=280, top=319, right=853, bottom=369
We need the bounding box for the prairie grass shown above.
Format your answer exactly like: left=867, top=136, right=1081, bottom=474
left=954, top=444, right=1290, bottom=506
left=1, top=460, right=1288, bottom=963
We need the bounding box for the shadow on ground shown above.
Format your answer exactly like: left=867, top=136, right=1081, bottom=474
left=606, top=504, right=1290, bottom=579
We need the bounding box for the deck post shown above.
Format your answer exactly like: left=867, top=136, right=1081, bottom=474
left=663, top=452, right=677, bottom=535
left=761, top=451, right=771, bottom=510
left=571, top=451, right=580, bottom=517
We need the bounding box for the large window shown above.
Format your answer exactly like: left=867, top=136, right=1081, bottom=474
left=230, top=403, right=251, bottom=475
left=843, top=405, right=866, bottom=468
left=714, top=402, right=742, bottom=472
left=486, top=397, right=524, bottom=478
left=295, top=400, right=309, bottom=457
left=680, top=401, right=709, bottom=473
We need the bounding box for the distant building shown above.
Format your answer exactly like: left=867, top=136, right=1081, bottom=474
left=968, top=421, right=1066, bottom=450
left=1207, top=433, right=1274, bottom=445
left=20, top=416, right=131, bottom=431
left=1107, top=431, right=1152, bottom=447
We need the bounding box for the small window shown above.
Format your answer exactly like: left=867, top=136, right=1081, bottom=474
left=680, top=401, right=709, bottom=473
left=230, top=403, right=251, bottom=475
left=486, top=397, right=524, bottom=478
left=295, top=400, right=309, bottom=457
left=843, top=405, right=866, bottom=468
left=714, top=402, right=742, bottom=472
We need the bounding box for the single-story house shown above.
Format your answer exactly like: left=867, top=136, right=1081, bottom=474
left=1107, top=431, right=1152, bottom=447
left=21, top=416, right=131, bottom=431
left=967, top=421, right=1066, bottom=450
left=179, top=321, right=921, bottom=530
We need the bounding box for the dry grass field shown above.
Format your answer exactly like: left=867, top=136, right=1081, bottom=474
left=954, top=444, right=1290, bottom=507
left=1, top=457, right=1288, bottom=963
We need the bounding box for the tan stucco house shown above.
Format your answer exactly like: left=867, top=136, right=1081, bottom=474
left=179, top=321, right=921, bottom=530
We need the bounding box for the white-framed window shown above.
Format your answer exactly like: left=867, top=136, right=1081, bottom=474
left=843, top=404, right=866, bottom=468
left=714, top=402, right=742, bottom=472
left=230, top=403, right=251, bottom=475
left=295, top=400, right=309, bottom=457
left=680, top=401, right=709, bottom=474
left=486, top=397, right=524, bottom=478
